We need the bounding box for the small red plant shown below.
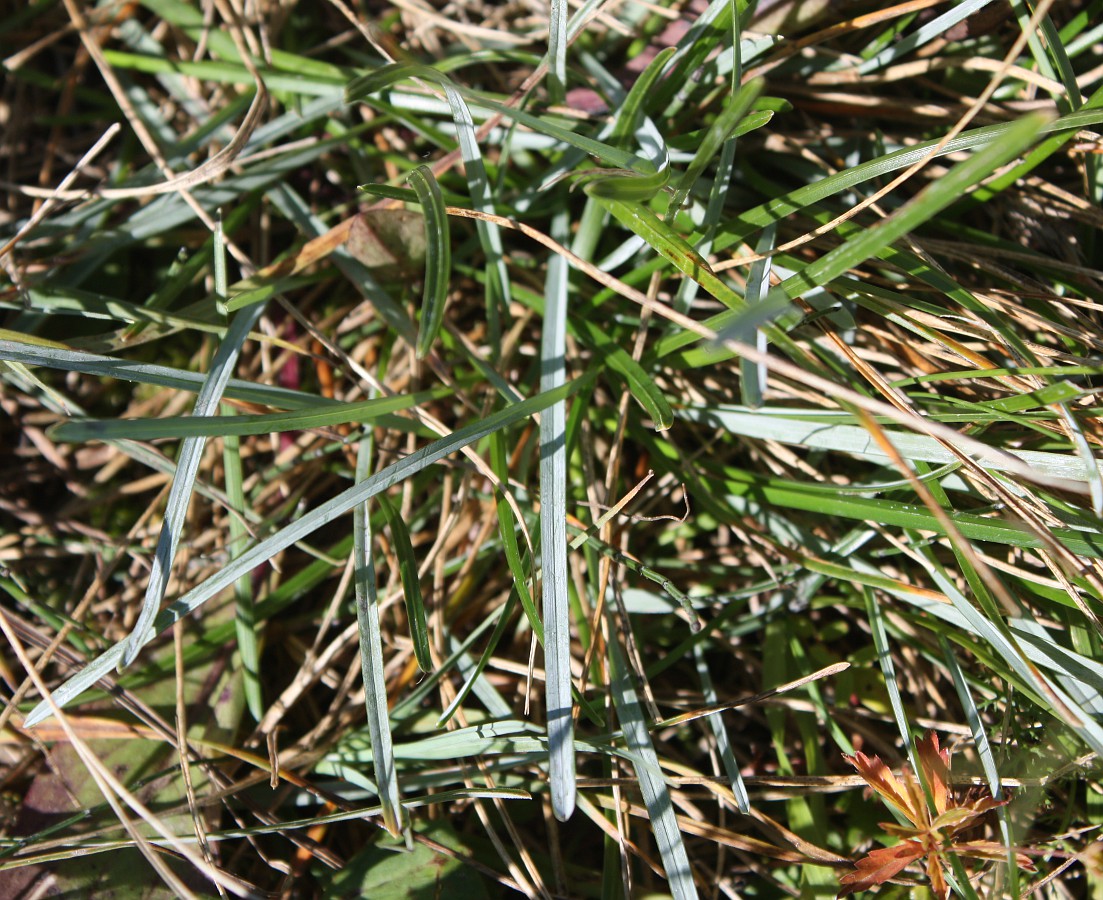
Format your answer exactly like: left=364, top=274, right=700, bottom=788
left=839, top=732, right=1034, bottom=898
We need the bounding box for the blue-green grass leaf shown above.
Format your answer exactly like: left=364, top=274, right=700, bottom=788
left=24, top=374, right=594, bottom=727
left=353, top=432, right=404, bottom=836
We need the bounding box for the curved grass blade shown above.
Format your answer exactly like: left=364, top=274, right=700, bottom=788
left=49, top=388, right=449, bottom=441
left=437, top=82, right=511, bottom=346
left=407, top=165, right=451, bottom=359
left=347, top=63, right=656, bottom=175
left=24, top=375, right=593, bottom=727
left=572, top=317, right=672, bottom=429
left=122, top=223, right=266, bottom=669
left=541, top=209, right=575, bottom=821
left=0, top=339, right=333, bottom=410
left=489, top=432, right=543, bottom=642
left=353, top=430, right=404, bottom=836
left=377, top=493, right=432, bottom=673
left=609, top=47, right=676, bottom=147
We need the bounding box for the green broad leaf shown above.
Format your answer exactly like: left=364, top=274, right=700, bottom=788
left=323, top=820, right=490, bottom=899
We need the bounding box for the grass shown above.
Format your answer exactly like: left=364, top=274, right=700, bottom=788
left=1, top=0, right=1103, bottom=896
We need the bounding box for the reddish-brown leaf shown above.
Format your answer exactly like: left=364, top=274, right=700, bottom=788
left=843, top=750, right=926, bottom=826
left=838, top=841, right=927, bottom=897
left=927, top=852, right=949, bottom=900
left=955, top=840, right=1037, bottom=871
left=917, top=731, right=951, bottom=816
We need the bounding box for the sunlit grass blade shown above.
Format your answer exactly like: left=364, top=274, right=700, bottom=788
left=541, top=209, right=575, bottom=822
left=377, top=493, right=432, bottom=674
left=692, top=643, right=750, bottom=813
left=353, top=430, right=404, bottom=837
left=406, top=166, right=451, bottom=359
left=738, top=220, right=776, bottom=409
left=679, top=405, right=1103, bottom=486
left=0, top=339, right=331, bottom=410
left=437, top=82, right=512, bottom=346
left=858, top=0, right=996, bottom=73
left=548, top=0, right=568, bottom=103
left=939, top=636, right=1021, bottom=894
left=49, top=388, right=449, bottom=441
left=121, top=224, right=267, bottom=669
left=719, top=112, right=1052, bottom=342
left=24, top=375, right=592, bottom=727
left=346, top=63, right=658, bottom=174
left=606, top=619, right=698, bottom=900
left=864, top=587, right=919, bottom=774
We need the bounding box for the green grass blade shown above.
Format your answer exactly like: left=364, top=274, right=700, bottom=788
left=719, top=112, right=1053, bottom=341
left=220, top=409, right=262, bottom=722
left=541, top=209, right=576, bottom=821
left=858, top=0, right=996, bottom=73
left=438, top=82, right=511, bottom=343
left=692, top=643, right=750, bottom=813
left=377, top=493, right=432, bottom=674
left=0, top=340, right=333, bottom=410
left=49, top=388, right=449, bottom=441
left=407, top=166, right=452, bottom=359
left=738, top=221, right=777, bottom=409
left=122, top=225, right=266, bottom=669
left=24, top=375, right=593, bottom=727
left=353, top=431, right=404, bottom=837
left=864, top=587, right=918, bottom=773
left=669, top=77, right=762, bottom=213
left=606, top=618, right=698, bottom=900
left=939, top=636, right=1020, bottom=894
left=548, top=0, right=569, bottom=103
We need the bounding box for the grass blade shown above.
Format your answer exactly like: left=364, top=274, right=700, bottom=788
left=122, top=224, right=266, bottom=668
left=353, top=430, right=404, bottom=837
left=377, top=493, right=432, bottom=674
left=541, top=209, right=576, bottom=821
left=50, top=389, right=449, bottom=441
left=407, top=166, right=452, bottom=359
left=220, top=410, right=262, bottom=722
left=606, top=616, right=698, bottom=900
left=24, top=375, right=592, bottom=727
